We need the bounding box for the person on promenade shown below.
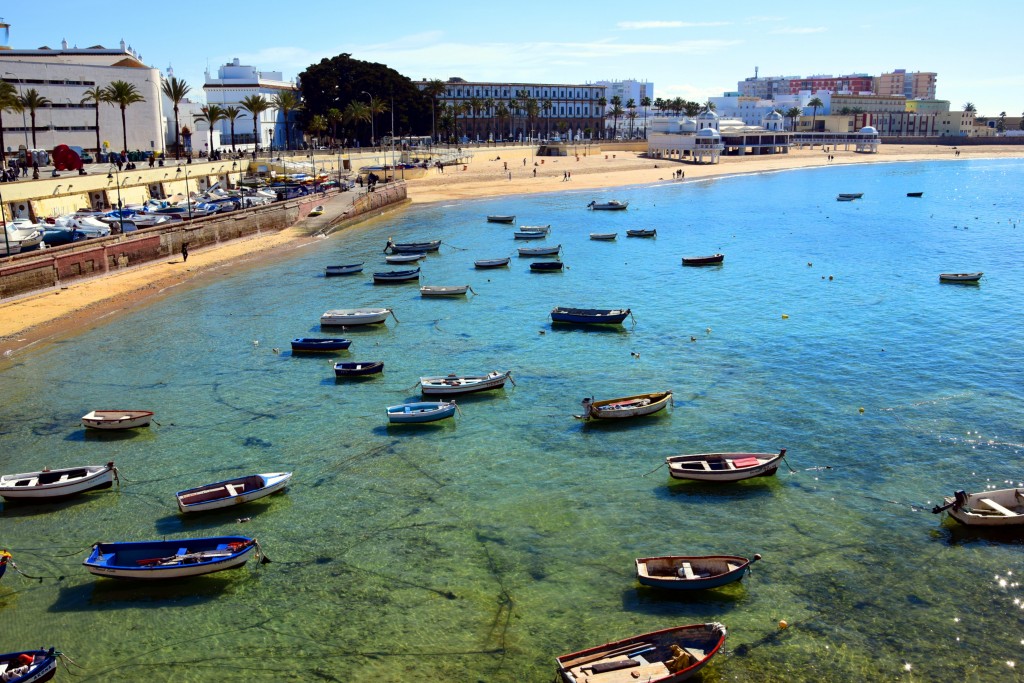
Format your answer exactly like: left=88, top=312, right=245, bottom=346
left=181, top=243, right=189, bottom=262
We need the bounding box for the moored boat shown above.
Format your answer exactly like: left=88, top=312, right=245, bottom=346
left=932, top=487, right=1024, bottom=526
left=373, top=267, right=420, bottom=283
left=555, top=622, right=727, bottom=683
left=83, top=536, right=260, bottom=580
left=0, top=462, right=118, bottom=502
left=551, top=307, right=631, bottom=325
left=325, top=263, right=364, bottom=276
left=666, top=449, right=786, bottom=482
left=420, top=285, right=472, bottom=297
left=626, top=228, right=657, bottom=237
left=386, top=401, right=458, bottom=424
left=939, top=272, right=982, bottom=283
left=590, top=232, right=617, bottom=241
left=530, top=261, right=563, bottom=272
left=837, top=193, right=863, bottom=200
left=385, top=252, right=425, bottom=264
left=587, top=200, right=629, bottom=210
left=514, top=230, right=547, bottom=240
left=176, top=473, right=292, bottom=513
left=486, top=215, right=515, bottom=223
left=580, top=391, right=672, bottom=420
left=682, top=253, right=724, bottom=266
left=907, top=192, right=924, bottom=197
left=0, top=648, right=58, bottom=683
left=291, top=337, right=351, bottom=352
left=420, top=370, right=513, bottom=395
left=518, top=245, right=561, bottom=256
left=81, top=410, right=154, bottom=430
left=334, top=360, right=384, bottom=377
left=320, top=307, right=394, bottom=326
left=384, top=238, right=441, bottom=253
left=475, top=257, right=511, bottom=269
left=518, top=224, right=551, bottom=233
left=636, top=554, right=761, bottom=591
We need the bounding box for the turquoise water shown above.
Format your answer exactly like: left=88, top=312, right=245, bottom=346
left=1, top=158, right=1023, bottom=682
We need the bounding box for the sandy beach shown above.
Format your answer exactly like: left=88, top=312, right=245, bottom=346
left=1, top=143, right=1021, bottom=356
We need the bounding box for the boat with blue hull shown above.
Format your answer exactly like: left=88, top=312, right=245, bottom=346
left=0, top=648, right=58, bottom=683
left=335, top=361, right=384, bottom=377
left=291, top=338, right=352, bottom=352
left=83, top=536, right=260, bottom=580
left=386, top=401, right=457, bottom=424
left=636, top=554, right=761, bottom=590
left=373, top=267, right=421, bottom=283
left=551, top=307, right=631, bottom=325
left=325, top=263, right=363, bottom=276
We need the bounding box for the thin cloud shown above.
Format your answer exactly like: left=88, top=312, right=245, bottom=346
left=770, top=27, right=827, bottom=35
left=617, top=20, right=730, bottom=29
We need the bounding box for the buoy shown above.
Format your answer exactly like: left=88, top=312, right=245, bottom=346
left=859, top=407, right=865, bottom=413
left=807, top=262, right=813, bottom=267
left=828, top=275, right=834, bottom=281
left=781, top=314, right=789, bottom=319
left=705, top=327, right=711, bottom=334
left=539, top=330, right=545, bottom=335
left=778, top=620, right=789, bottom=630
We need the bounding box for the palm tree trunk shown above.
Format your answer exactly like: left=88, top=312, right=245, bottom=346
left=0, top=110, right=6, bottom=168
left=120, top=106, right=128, bottom=153
left=30, top=111, right=37, bottom=148
left=94, top=104, right=101, bottom=157
left=173, top=106, right=181, bottom=159
left=230, top=121, right=236, bottom=153
left=253, top=118, right=259, bottom=153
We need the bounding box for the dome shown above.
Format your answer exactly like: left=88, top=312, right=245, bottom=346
left=764, top=111, right=784, bottom=120
left=859, top=126, right=878, bottom=135
left=696, top=128, right=721, bottom=138
left=696, top=109, right=719, bottom=120
left=679, top=117, right=697, bottom=132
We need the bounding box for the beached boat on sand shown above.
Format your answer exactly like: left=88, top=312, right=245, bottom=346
left=556, top=622, right=727, bottom=683
left=932, top=487, right=1024, bottom=526
left=579, top=391, right=672, bottom=420
left=636, top=554, right=761, bottom=591
left=83, top=536, right=260, bottom=580
left=666, top=450, right=786, bottom=482
left=420, top=370, right=513, bottom=395
left=320, top=308, right=394, bottom=326
left=81, top=410, right=154, bottom=430
left=0, top=462, right=118, bottom=502
left=176, top=473, right=292, bottom=513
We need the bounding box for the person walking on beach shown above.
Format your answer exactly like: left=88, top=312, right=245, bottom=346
left=181, top=243, right=189, bottom=262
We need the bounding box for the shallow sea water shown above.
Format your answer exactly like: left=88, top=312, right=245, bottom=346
left=1, top=158, right=1023, bottom=682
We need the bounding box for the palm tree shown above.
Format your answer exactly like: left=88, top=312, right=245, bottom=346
left=161, top=76, right=191, bottom=159
left=18, top=88, right=52, bottom=149
left=482, top=97, right=495, bottom=141
left=78, top=85, right=110, bottom=158
left=495, top=103, right=510, bottom=141
left=271, top=91, right=303, bottom=150
left=0, top=79, right=21, bottom=168
left=785, top=106, right=802, bottom=131
left=326, top=107, right=342, bottom=146
left=423, top=79, right=446, bottom=143
left=526, top=98, right=540, bottom=141
left=608, top=96, right=623, bottom=139
left=541, top=98, right=553, bottom=138
left=596, top=97, right=607, bottom=137
left=308, top=114, right=328, bottom=148
left=240, top=94, right=270, bottom=152
left=626, top=98, right=636, bottom=138
left=962, top=102, right=976, bottom=113
left=343, top=101, right=371, bottom=142
left=703, top=99, right=716, bottom=112
left=640, top=96, right=651, bottom=138
left=684, top=100, right=702, bottom=118
left=367, top=96, right=388, bottom=146
left=223, top=106, right=243, bottom=153
left=104, top=80, right=145, bottom=154
left=193, top=104, right=227, bottom=157
left=467, top=97, right=483, bottom=141
left=808, top=97, right=824, bottom=132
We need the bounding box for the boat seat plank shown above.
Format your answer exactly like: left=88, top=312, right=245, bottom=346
left=225, top=484, right=242, bottom=497
left=979, top=498, right=1016, bottom=516
left=683, top=647, right=706, bottom=662
left=176, top=547, right=188, bottom=557
left=582, top=661, right=670, bottom=683
left=727, top=563, right=740, bottom=572
left=701, top=461, right=713, bottom=471
left=732, top=456, right=761, bottom=468
left=681, top=562, right=697, bottom=580
left=0, top=662, right=8, bottom=676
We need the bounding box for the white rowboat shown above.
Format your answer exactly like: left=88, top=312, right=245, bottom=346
left=176, top=472, right=292, bottom=513
left=934, top=487, right=1024, bottom=526
left=81, top=410, right=154, bottom=430
left=320, top=308, right=393, bottom=326
left=666, top=450, right=786, bottom=482
left=420, top=370, right=513, bottom=395
left=420, top=285, right=472, bottom=297
left=0, top=462, right=118, bottom=501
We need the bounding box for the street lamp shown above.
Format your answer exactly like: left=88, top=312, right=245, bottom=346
left=107, top=165, right=125, bottom=234
left=176, top=166, right=193, bottom=219
left=361, top=90, right=374, bottom=148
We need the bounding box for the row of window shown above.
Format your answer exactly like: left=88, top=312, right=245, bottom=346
left=0, top=125, right=96, bottom=132
left=1, top=78, right=97, bottom=87
left=447, top=88, right=603, bottom=100
left=450, top=106, right=600, bottom=117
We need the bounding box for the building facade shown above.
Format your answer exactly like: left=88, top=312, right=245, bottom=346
left=786, top=74, right=874, bottom=95
left=202, top=58, right=301, bottom=152
left=877, top=69, right=937, bottom=100
left=0, top=28, right=165, bottom=158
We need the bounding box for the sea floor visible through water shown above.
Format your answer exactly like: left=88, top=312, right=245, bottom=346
left=1, top=158, right=1022, bottom=682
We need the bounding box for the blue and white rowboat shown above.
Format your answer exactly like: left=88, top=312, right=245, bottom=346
left=386, top=401, right=457, bottom=424
left=176, top=473, right=293, bottom=513
left=0, top=648, right=58, bottom=683
left=291, top=338, right=352, bottom=352
left=83, top=536, right=260, bottom=580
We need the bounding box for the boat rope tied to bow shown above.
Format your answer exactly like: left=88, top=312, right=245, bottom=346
left=3, top=552, right=66, bottom=582
left=467, top=285, right=476, bottom=295
left=254, top=538, right=271, bottom=565
left=111, top=462, right=121, bottom=488
left=506, top=371, right=516, bottom=387
left=452, top=400, right=463, bottom=417
left=387, top=308, right=400, bottom=323
left=57, top=650, right=85, bottom=674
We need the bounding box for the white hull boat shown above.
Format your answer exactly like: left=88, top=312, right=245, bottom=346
left=0, top=462, right=118, bottom=501
left=666, top=450, right=786, bottom=482
left=420, top=370, right=514, bottom=395
left=320, top=307, right=393, bottom=326
left=83, top=536, right=259, bottom=580
left=518, top=244, right=561, bottom=256
left=81, top=409, right=154, bottom=430
left=580, top=391, right=673, bottom=420
left=176, top=472, right=292, bottom=513
left=420, top=285, right=471, bottom=297
left=934, top=487, right=1024, bottom=526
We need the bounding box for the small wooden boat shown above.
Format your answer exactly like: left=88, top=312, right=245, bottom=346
left=837, top=193, right=863, bottom=200
left=176, top=473, right=292, bottom=513
left=0, top=550, right=10, bottom=580
left=0, top=648, right=58, bottom=683
left=384, top=238, right=441, bottom=253
left=81, top=410, right=154, bottom=430
left=308, top=205, right=324, bottom=217
left=320, top=307, right=394, bottom=326
left=836, top=196, right=856, bottom=202
left=486, top=215, right=515, bottom=223
left=666, top=449, right=786, bottom=482
left=0, top=462, right=118, bottom=502
left=590, top=232, right=617, bottom=241
left=906, top=192, right=923, bottom=197
left=291, top=337, right=351, bottom=352
left=518, top=245, right=561, bottom=256
left=325, top=263, right=364, bottom=276
left=682, top=253, right=724, bottom=266
left=636, top=554, right=761, bottom=590
left=939, top=272, right=983, bottom=283
left=587, top=200, right=629, bottom=211
left=475, top=257, right=511, bottom=269
left=373, top=267, right=420, bottom=283
left=514, top=230, right=547, bottom=240
left=551, top=307, right=631, bottom=325
left=580, top=391, right=672, bottom=420
left=420, top=370, right=513, bottom=395
left=83, top=536, right=260, bottom=580
left=420, top=285, right=472, bottom=297
left=385, top=252, right=425, bottom=264
left=932, top=487, right=1024, bottom=526
left=334, top=360, right=384, bottom=377
left=518, top=224, right=550, bottom=233
left=626, top=228, right=657, bottom=237
left=555, top=622, right=727, bottom=683
left=386, top=401, right=457, bottom=424
left=530, top=261, right=563, bottom=272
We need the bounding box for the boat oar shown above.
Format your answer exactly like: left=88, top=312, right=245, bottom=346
left=562, top=642, right=654, bottom=669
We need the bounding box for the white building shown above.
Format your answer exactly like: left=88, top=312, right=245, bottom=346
left=709, top=91, right=833, bottom=128
left=0, top=25, right=165, bottom=158
left=596, top=79, right=654, bottom=137
left=202, top=58, right=300, bottom=152
left=648, top=108, right=791, bottom=163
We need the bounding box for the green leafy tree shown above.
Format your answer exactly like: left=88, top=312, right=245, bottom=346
left=307, top=114, right=328, bottom=148
left=807, top=97, right=825, bottom=131
left=326, top=107, right=343, bottom=145
left=240, top=95, right=270, bottom=152
left=161, top=76, right=191, bottom=159
left=193, top=104, right=227, bottom=156
left=223, top=106, right=243, bottom=153
left=684, top=100, right=701, bottom=117
left=271, top=91, right=303, bottom=150
left=495, top=102, right=510, bottom=140
left=104, top=81, right=145, bottom=153
left=785, top=106, right=802, bottom=131
left=640, top=96, right=651, bottom=138
left=608, top=96, right=623, bottom=138
left=596, top=97, right=607, bottom=137
left=962, top=102, right=976, bottom=113
left=996, top=111, right=1006, bottom=133
left=0, top=79, right=22, bottom=167
left=343, top=100, right=371, bottom=142
left=18, top=88, right=52, bottom=149
left=368, top=96, right=388, bottom=146
left=80, top=85, right=110, bottom=158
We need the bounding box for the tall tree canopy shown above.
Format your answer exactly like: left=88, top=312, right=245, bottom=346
left=297, top=54, right=432, bottom=145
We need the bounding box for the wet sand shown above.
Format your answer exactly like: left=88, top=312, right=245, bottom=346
left=1, top=143, right=1021, bottom=357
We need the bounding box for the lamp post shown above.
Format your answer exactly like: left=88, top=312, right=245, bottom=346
left=176, top=166, right=193, bottom=219
left=360, top=90, right=374, bottom=149
left=107, top=165, right=125, bottom=234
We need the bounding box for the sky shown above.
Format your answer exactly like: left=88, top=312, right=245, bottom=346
left=4, top=1, right=1023, bottom=117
